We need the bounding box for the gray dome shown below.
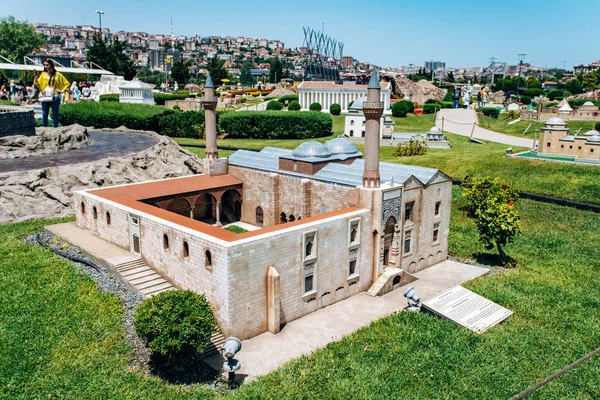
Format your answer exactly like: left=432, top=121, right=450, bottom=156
left=587, top=135, right=600, bottom=143
left=583, top=101, right=594, bottom=106
left=349, top=96, right=367, bottom=110
left=326, top=138, right=358, bottom=155
left=583, top=130, right=599, bottom=136
left=546, top=117, right=566, bottom=125
left=292, top=141, right=332, bottom=158
left=428, top=126, right=442, bottom=134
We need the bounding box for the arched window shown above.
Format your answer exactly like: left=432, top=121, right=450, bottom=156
left=350, top=120, right=355, bottom=126
left=321, top=204, right=327, bottom=214
left=183, top=241, right=189, bottom=258
left=81, top=202, right=86, bottom=215
left=106, top=212, right=111, bottom=226
left=350, top=130, right=354, bottom=136
left=362, top=131, right=366, bottom=137
left=163, top=234, right=169, bottom=250
left=205, top=250, right=212, bottom=267
left=256, top=206, right=264, bottom=225
left=305, top=240, right=313, bottom=257
left=280, top=212, right=287, bottom=223
left=93, top=207, right=98, bottom=220
left=351, top=227, right=357, bottom=243
left=289, top=214, right=296, bottom=222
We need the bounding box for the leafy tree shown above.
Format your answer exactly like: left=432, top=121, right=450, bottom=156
left=462, top=177, right=522, bottom=264
left=547, top=89, right=563, bottom=101
left=171, top=59, right=192, bottom=85
left=239, top=60, right=254, bottom=85
left=136, top=67, right=166, bottom=86
left=205, top=57, right=228, bottom=85
left=445, top=71, right=455, bottom=83
left=565, top=78, right=584, bottom=94
left=269, top=57, right=283, bottom=83
left=87, top=35, right=136, bottom=80
left=0, top=16, right=45, bottom=62
left=134, top=290, right=218, bottom=359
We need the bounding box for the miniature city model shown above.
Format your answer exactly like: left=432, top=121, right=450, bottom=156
left=74, top=71, right=452, bottom=340
left=538, top=117, right=600, bottom=160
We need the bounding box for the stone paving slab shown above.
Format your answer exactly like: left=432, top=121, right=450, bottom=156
left=206, top=260, right=490, bottom=382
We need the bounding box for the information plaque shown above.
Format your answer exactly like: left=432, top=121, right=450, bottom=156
left=421, top=286, right=512, bottom=333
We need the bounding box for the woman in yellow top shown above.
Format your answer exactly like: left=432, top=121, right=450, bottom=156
left=34, top=58, right=70, bottom=127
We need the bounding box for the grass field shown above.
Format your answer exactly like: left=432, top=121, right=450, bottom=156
left=479, top=115, right=597, bottom=139
left=1, top=192, right=598, bottom=399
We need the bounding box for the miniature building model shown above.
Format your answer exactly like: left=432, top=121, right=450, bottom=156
left=298, top=80, right=392, bottom=113
left=119, top=80, right=155, bottom=105
left=344, top=96, right=395, bottom=138
left=74, top=71, right=452, bottom=340
left=538, top=117, right=600, bottom=160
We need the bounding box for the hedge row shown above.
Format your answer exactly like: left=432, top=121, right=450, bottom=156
left=278, top=94, right=299, bottom=105
left=154, top=92, right=191, bottom=105
left=480, top=107, right=500, bottom=118
left=219, top=111, right=332, bottom=139
left=99, top=94, right=120, bottom=102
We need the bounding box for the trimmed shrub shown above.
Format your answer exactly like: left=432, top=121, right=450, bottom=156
left=266, top=100, right=284, bottom=111
left=225, top=225, right=249, bottom=233
left=59, top=102, right=172, bottom=132
left=480, top=107, right=500, bottom=118
left=547, top=89, right=563, bottom=101
left=440, top=101, right=453, bottom=109
left=219, top=111, right=332, bottom=139
left=158, top=111, right=205, bottom=138
left=423, top=104, right=441, bottom=114
left=520, top=95, right=532, bottom=105
left=402, top=100, right=415, bottom=113
left=240, top=97, right=246, bottom=103
left=134, top=290, right=218, bottom=359
left=425, top=99, right=440, bottom=104
left=523, top=88, right=544, bottom=98
left=595, top=121, right=600, bottom=131
left=392, top=101, right=409, bottom=117
left=309, top=102, right=322, bottom=112
left=543, top=102, right=558, bottom=108
left=443, top=91, right=453, bottom=102
left=278, top=94, right=299, bottom=105
left=99, top=94, right=119, bottom=102
left=288, top=100, right=301, bottom=111
left=568, top=98, right=600, bottom=108
left=154, top=93, right=190, bottom=105
left=329, top=103, right=341, bottom=115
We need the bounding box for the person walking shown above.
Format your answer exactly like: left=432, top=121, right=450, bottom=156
left=463, top=89, right=470, bottom=109
left=482, top=89, right=488, bottom=107
left=453, top=88, right=460, bottom=109
left=477, top=88, right=483, bottom=108
left=34, top=58, right=70, bottom=128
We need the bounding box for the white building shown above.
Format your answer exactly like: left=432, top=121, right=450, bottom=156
left=119, top=80, right=155, bottom=105
left=298, top=81, right=392, bottom=114
left=344, top=96, right=395, bottom=138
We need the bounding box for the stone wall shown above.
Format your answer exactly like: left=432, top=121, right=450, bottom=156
left=0, top=107, right=36, bottom=137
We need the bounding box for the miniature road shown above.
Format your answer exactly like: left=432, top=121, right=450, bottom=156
left=435, top=109, right=534, bottom=148
left=0, top=131, right=158, bottom=173
left=205, top=260, right=490, bottom=382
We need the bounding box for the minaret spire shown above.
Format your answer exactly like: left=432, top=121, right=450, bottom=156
left=202, top=72, right=218, bottom=160
left=362, top=69, right=383, bottom=188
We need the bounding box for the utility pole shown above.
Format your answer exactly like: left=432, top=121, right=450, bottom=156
left=95, top=10, right=104, bottom=34
left=517, top=53, right=526, bottom=101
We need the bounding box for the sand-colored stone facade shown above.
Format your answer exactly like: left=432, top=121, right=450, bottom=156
left=538, top=118, right=600, bottom=160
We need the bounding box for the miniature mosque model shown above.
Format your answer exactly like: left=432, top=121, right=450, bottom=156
left=74, top=71, right=452, bottom=340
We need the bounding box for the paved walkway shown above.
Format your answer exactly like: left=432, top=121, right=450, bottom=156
left=236, top=100, right=269, bottom=111
left=205, top=260, right=490, bottom=382
left=435, top=109, right=534, bottom=148
left=0, top=131, right=158, bottom=173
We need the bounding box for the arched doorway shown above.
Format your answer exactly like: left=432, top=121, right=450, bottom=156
left=167, top=198, right=192, bottom=218
left=280, top=212, right=287, bottom=224
left=194, top=193, right=216, bottom=223
left=221, top=189, right=242, bottom=224
left=383, top=216, right=396, bottom=266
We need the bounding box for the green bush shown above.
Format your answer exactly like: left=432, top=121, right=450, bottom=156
left=520, top=95, right=532, bottom=105
left=480, top=107, right=500, bottom=118
left=423, top=104, right=441, bottom=114
left=392, top=101, right=409, bottom=117
left=547, top=89, right=563, bottom=101
left=219, top=111, right=332, bottom=139
left=425, top=99, right=439, bottom=104
left=59, top=102, right=172, bottom=132
left=462, top=176, right=520, bottom=218
left=595, top=121, right=600, bottom=131
left=443, top=91, right=454, bottom=102
left=134, top=290, right=218, bottom=359
left=402, top=100, right=415, bottom=113
left=225, top=225, right=249, bottom=233
left=158, top=111, right=205, bottom=138
left=288, top=100, right=301, bottom=111
left=543, top=102, right=558, bottom=108
left=266, top=100, right=284, bottom=111
left=329, top=103, right=341, bottom=115
left=309, top=102, right=322, bottom=112
left=154, top=93, right=190, bottom=105
left=393, top=135, right=428, bottom=157
left=99, top=94, right=119, bottom=102
left=240, top=97, right=246, bottom=103
left=278, top=94, right=299, bottom=105
left=440, top=101, right=453, bottom=109
left=523, top=88, right=544, bottom=98
left=568, top=99, right=600, bottom=108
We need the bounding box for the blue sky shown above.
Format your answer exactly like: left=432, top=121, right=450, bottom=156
left=4, top=0, right=600, bottom=68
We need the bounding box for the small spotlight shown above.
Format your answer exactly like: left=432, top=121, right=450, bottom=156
left=221, top=337, right=242, bottom=388
left=404, top=286, right=421, bottom=312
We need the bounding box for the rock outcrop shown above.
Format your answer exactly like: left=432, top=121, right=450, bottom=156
left=392, top=77, right=445, bottom=104
left=0, top=124, right=91, bottom=160
left=0, top=128, right=203, bottom=224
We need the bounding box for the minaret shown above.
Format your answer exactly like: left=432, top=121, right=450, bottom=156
left=202, top=72, right=218, bottom=160
left=362, top=69, right=383, bottom=188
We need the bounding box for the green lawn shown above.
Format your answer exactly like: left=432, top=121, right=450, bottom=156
left=480, top=116, right=597, bottom=139
left=1, top=193, right=598, bottom=399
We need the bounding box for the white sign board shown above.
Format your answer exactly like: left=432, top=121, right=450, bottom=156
left=422, top=286, right=512, bottom=333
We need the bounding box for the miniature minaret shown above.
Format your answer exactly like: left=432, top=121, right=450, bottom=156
left=362, top=69, right=384, bottom=188
left=202, top=72, right=219, bottom=160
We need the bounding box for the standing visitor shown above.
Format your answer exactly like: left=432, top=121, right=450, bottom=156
left=453, top=88, right=460, bottom=109
left=174, top=81, right=179, bottom=92
left=34, top=58, right=70, bottom=128
left=463, top=89, right=470, bottom=109
left=505, top=90, right=511, bottom=105
left=482, top=89, right=488, bottom=107
left=82, top=84, right=91, bottom=98
left=477, top=88, right=483, bottom=108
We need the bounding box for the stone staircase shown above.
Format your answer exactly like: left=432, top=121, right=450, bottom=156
left=115, top=258, right=175, bottom=298
left=367, top=268, right=418, bottom=297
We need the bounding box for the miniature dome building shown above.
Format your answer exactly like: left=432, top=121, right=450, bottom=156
left=293, top=141, right=332, bottom=158
left=583, top=130, right=599, bottom=136
left=539, top=117, right=600, bottom=160
left=344, top=96, right=395, bottom=138
left=326, top=138, right=360, bottom=155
